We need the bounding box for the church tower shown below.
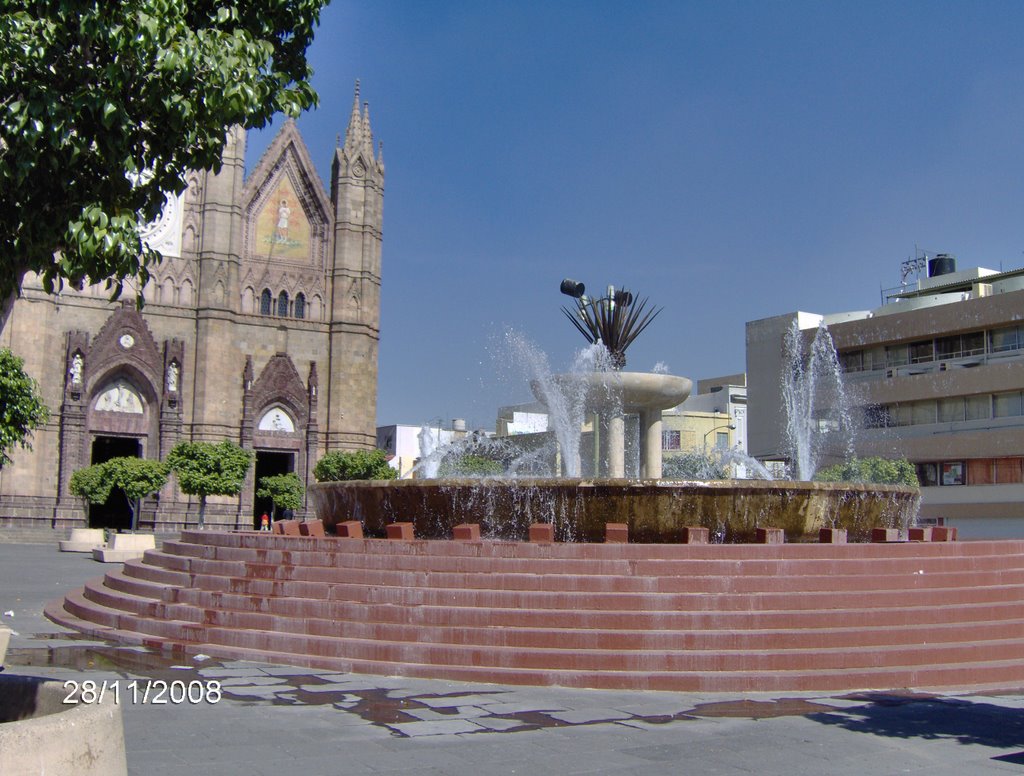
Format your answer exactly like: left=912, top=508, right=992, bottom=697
left=328, top=82, right=384, bottom=449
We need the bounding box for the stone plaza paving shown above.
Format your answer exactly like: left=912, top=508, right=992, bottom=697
left=3, top=541, right=1024, bottom=775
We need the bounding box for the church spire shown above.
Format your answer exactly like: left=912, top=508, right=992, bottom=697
left=344, top=80, right=363, bottom=151
left=340, top=80, right=379, bottom=166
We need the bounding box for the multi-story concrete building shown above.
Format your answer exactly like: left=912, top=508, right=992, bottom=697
left=0, top=85, right=384, bottom=531
left=747, top=256, right=1024, bottom=538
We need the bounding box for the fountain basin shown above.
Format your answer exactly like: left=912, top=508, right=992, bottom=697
left=531, top=371, right=693, bottom=412
left=310, top=478, right=918, bottom=543
left=0, top=675, right=127, bottom=776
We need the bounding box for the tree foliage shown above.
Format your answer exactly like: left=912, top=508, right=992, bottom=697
left=69, top=463, right=111, bottom=504
left=0, top=0, right=327, bottom=303
left=167, top=440, right=252, bottom=527
left=0, top=348, right=49, bottom=467
left=437, top=454, right=504, bottom=478
left=314, top=450, right=397, bottom=482
left=69, top=456, right=168, bottom=531
left=256, top=472, right=304, bottom=521
left=814, top=457, right=919, bottom=488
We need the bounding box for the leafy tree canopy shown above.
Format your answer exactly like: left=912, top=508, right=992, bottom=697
left=168, top=440, right=252, bottom=497
left=314, top=450, right=397, bottom=482
left=256, top=472, right=304, bottom=520
left=167, top=440, right=252, bottom=527
left=814, top=457, right=919, bottom=488
left=0, top=348, right=49, bottom=467
left=0, top=0, right=327, bottom=303
left=69, top=462, right=112, bottom=505
left=69, top=456, right=168, bottom=530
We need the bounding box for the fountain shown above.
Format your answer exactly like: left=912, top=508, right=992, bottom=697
left=310, top=280, right=917, bottom=542
left=55, top=280, right=1024, bottom=695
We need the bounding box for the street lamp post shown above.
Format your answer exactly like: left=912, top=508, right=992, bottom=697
left=703, top=423, right=736, bottom=454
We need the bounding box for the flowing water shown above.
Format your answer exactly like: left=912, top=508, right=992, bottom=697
left=781, top=320, right=855, bottom=480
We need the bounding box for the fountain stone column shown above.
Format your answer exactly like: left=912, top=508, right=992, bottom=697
left=534, top=372, right=692, bottom=480
left=606, top=411, right=626, bottom=478
left=639, top=409, right=663, bottom=479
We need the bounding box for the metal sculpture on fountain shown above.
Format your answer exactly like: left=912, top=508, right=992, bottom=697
left=559, top=278, right=662, bottom=370
left=546, top=279, right=688, bottom=477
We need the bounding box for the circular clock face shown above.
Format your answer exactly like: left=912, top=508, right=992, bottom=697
left=140, top=192, right=180, bottom=248
left=119, top=334, right=135, bottom=349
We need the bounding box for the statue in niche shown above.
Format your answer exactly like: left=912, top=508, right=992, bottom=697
left=69, top=353, right=83, bottom=386
left=167, top=361, right=179, bottom=393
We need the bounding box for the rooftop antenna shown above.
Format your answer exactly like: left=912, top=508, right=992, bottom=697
left=900, top=245, right=928, bottom=286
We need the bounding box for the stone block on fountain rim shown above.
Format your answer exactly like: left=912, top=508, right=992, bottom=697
left=335, top=521, right=363, bottom=539
left=818, top=527, right=847, bottom=544
left=908, top=526, right=933, bottom=542
left=932, top=526, right=958, bottom=542
left=452, top=523, right=481, bottom=541
left=756, top=527, right=785, bottom=544
left=871, top=527, right=901, bottom=543
left=605, top=523, right=628, bottom=544
left=386, top=522, right=415, bottom=540
left=681, top=526, right=709, bottom=544
left=529, top=523, right=554, bottom=543
left=299, top=520, right=326, bottom=537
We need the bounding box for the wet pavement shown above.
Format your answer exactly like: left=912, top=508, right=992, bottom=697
left=3, top=541, right=1024, bottom=775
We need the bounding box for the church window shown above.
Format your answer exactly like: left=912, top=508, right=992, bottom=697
left=260, top=288, right=272, bottom=315
left=294, top=293, right=306, bottom=319
left=277, top=291, right=289, bottom=317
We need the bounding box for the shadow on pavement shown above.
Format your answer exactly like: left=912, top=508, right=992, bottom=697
left=808, top=692, right=1024, bottom=754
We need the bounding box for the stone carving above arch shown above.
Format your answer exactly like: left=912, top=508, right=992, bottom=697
left=86, top=301, right=163, bottom=402
left=94, top=379, right=144, bottom=414
left=248, top=353, right=310, bottom=432
left=258, top=406, right=296, bottom=432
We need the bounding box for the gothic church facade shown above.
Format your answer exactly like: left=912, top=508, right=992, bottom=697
left=0, top=86, right=383, bottom=530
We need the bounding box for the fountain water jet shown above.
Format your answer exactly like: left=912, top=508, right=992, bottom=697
left=781, top=320, right=856, bottom=480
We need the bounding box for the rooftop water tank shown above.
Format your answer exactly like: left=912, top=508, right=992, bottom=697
left=452, top=418, right=467, bottom=432
left=928, top=254, right=956, bottom=278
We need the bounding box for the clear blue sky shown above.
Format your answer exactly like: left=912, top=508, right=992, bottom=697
left=247, top=1, right=1024, bottom=431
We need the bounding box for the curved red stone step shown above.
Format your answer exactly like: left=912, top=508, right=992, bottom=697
left=47, top=533, right=1024, bottom=692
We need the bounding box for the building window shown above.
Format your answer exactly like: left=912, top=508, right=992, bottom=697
left=715, top=431, right=729, bottom=449
left=662, top=430, right=681, bottom=450
left=990, top=325, right=1021, bottom=353
left=916, top=462, right=938, bottom=487
left=911, top=400, right=937, bottom=425
left=294, top=292, right=306, bottom=319
left=941, top=462, right=965, bottom=486
left=993, top=391, right=1023, bottom=418
left=909, top=339, right=934, bottom=364
left=938, top=397, right=965, bottom=423
left=277, top=291, right=289, bottom=317
left=965, top=394, right=990, bottom=420
left=259, top=288, right=272, bottom=315
left=886, top=344, right=909, bottom=367
left=995, top=458, right=1024, bottom=483
left=839, top=350, right=864, bottom=373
